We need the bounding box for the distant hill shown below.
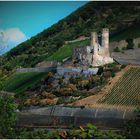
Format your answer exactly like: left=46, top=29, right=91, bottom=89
left=1, top=1, right=140, bottom=70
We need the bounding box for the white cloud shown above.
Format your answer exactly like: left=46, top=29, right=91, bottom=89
left=0, top=28, right=27, bottom=55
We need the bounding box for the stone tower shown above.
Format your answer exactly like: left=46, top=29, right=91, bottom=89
left=102, top=28, right=110, bottom=57
left=91, top=32, right=98, bottom=55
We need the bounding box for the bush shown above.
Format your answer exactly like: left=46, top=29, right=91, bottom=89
left=57, top=97, right=65, bottom=104
left=120, top=64, right=126, bottom=69
left=107, top=63, right=116, bottom=68
left=126, top=38, right=134, bottom=49
left=138, top=43, right=140, bottom=48
left=111, top=71, right=116, bottom=77
left=122, top=46, right=126, bottom=50
left=89, top=65, right=93, bottom=68
left=113, top=47, right=121, bottom=52
left=67, top=123, right=125, bottom=139
left=97, top=66, right=104, bottom=75
left=0, top=93, right=17, bottom=138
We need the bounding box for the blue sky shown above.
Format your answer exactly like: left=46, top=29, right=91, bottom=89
left=0, top=1, right=87, bottom=54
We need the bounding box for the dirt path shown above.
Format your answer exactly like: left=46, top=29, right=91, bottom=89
left=71, top=65, right=136, bottom=111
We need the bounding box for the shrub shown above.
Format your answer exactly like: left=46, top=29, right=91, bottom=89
left=111, top=71, right=116, bottom=77
left=57, top=97, right=65, bottom=104
left=107, top=63, right=116, bottom=68
left=0, top=93, right=17, bottom=138
left=39, top=98, right=55, bottom=106
left=113, top=47, right=121, bottom=52
left=59, top=87, right=73, bottom=96
left=97, top=66, right=104, bottom=75
left=126, top=38, right=134, bottom=49
left=138, top=43, right=140, bottom=48
left=122, top=46, right=126, bottom=50
left=41, top=91, right=56, bottom=99
left=120, top=64, right=126, bottom=69
left=89, top=65, right=93, bottom=68
left=77, top=80, right=89, bottom=89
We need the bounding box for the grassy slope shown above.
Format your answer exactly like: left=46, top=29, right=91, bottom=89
left=3, top=72, right=47, bottom=94
left=46, top=24, right=140, bottom=61
left=46, top=39, right=90, bottom=61
left=4, top=24, right=140, bottom=94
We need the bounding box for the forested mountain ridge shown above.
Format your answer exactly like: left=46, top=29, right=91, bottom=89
left=1, top=1, right=140, bottom=70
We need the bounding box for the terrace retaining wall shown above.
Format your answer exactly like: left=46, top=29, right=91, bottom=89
left=16, top=67, right=56, bottom=73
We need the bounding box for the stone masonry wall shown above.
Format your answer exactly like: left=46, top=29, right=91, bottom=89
left=16, top=67, right=56, bottom=73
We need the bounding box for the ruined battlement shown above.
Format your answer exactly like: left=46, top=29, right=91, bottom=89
left=73, top=28, right=113, bottom=66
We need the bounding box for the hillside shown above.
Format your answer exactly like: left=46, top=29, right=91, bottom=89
left=98, top=66, right=140, bottom=107
left=47, top=23, right=140, bottom=62
left=1, top=1, right=140, bottom=70
left=47, top=39, right=90, bottom=61
left=3, top=72, right=47, bottom=94
left=72, top=65, right=140, bottom=110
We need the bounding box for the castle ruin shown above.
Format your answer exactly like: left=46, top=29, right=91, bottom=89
left=73, top=28, right=113, bottom=66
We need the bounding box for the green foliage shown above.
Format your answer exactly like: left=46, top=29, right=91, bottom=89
left=89, top=65, right=93, bottom=68
left=111, top=71, right=116, bottom=77
left=2, top=2, right=140, bottom=68
left=124, top=118, right=140, bottom=139
left=56, top=97, right=65, bottom=104
left=134, top=107, right=140, bottom=113
left=126, top=38, right=134, bottom=49
left=47, top=39, right=89, bottom=61
left=97, top=66, right=104, bottom=75
left=113, top=47, right=121, bottom=52
left=67, top=123, right=125, bottom=139
left=110, top=23, right=140, bottom=42
left=3, top=72, right=47, bottom=94
left=138, top=43, right=140, bottom=48
left=120, top=64, right=126, bottom=69
left=122, top=46, right=126, bottom=50
left=0, top=75, right=7, bottom=91
left=98, top=67, right=140, bottom=106
left=16, top=129, right=60, bottom=139
left=0, top=93, right=17, bottom=138
left=107, top=63, right=116, bottom=68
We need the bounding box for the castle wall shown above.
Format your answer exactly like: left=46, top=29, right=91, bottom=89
left=102, top=28, right=110, bottom=57
left=73, top=46, right=93, bottom=66
left=72, top=28, right=113, bottom=67
left=16, top=67, right=56, bottom=73
left=91, top=32, right=98, bottom=55
left=57, top=66, right=98, bottom=77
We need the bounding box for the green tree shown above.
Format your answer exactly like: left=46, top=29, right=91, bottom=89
left=0, top=92, right=17, bottom=138
left=97, top=66, right=104, bottom=75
